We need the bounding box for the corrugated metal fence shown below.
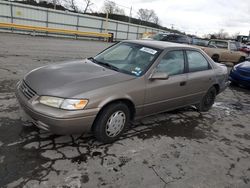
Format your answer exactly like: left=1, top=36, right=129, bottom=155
left=0, top=1, right=165, bottom=40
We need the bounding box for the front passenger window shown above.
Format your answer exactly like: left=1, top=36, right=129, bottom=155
left=156, top=51, right=185, bottom=76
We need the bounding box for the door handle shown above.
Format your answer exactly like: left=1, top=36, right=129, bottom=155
left=180, top=81, right=186, bottom=86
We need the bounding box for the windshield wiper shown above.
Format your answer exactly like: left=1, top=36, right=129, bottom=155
left=88, top=57, right=120, bottom=72
left=87, top=57, right=99, bottom=64
left=98, top=62, right=121, bottom=72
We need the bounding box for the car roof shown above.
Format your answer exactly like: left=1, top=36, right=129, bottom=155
left=123, top=40, right=197, bottom=50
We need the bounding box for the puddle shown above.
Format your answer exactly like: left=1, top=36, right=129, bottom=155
left=71, top=154, right=88, bottom=164
left=92, top=151, right=102, bottom=157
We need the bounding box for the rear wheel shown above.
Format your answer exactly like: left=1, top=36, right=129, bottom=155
left=93, top=103, right=130, bottom=143
left=196, top=86, right=217, bottom=112
left=238, top=56, right=245, bottom=63
left=211, top=54, right=219, bottom=62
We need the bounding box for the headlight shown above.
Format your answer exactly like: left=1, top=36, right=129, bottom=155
left=233, top=64, right=240, bottom=71
left=61, top=99, right=88, bottom=110
left=39, top=96, right=64, bottom=108
left=39, top=96, right=88, bottom=110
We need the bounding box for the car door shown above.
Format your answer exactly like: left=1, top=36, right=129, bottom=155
left=227, top=42, right=240, bottom=63
left=185, top=50, right=215, bottom=105
left=211, top=41, right=228, bottom=62
left=143, top=50, right=189, bottom=116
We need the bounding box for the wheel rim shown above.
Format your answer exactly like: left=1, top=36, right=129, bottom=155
left=204, top=90, right=215, bottom=107
left=105, top=111, right=126, bottom=137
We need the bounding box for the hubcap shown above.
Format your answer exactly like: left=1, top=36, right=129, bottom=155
left=106, top=111, right=126, bottom=137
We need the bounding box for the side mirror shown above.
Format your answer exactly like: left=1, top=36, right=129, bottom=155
left=149, top=71, right=169, bottom=80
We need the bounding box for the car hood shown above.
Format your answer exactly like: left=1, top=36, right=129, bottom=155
left=24, top=59, right=135, bottom=98
left=237, top=61, right=250, bottom=70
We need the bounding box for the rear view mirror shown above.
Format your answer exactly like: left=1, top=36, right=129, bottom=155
left=149, top=71, right=169, bottom=80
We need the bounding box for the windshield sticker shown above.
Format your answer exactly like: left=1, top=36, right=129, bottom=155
left=131, top=70, right=142, bottom=76
left=135, top=67, right=141, bottom=71
left=140, top=47, right=157, bottom=55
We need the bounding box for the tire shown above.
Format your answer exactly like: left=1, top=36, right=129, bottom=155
left=196, top=86, right=217, bottom=112
left=93, top=103, right=130, bottom=143
left=238, top=56, right=245, bottom=63
left=211, top=54, right=219, bottom=62
left=230, top=81, right=238, bottom=86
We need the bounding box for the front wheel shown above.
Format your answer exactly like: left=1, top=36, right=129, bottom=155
left=196, top=86, right=217, bottom=112
left=93, top=103, right=130, bottom=143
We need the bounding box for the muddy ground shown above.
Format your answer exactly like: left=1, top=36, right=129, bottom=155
left=0, top=33, right=250, bottom=188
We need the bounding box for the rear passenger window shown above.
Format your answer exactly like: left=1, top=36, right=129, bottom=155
left=156, top=51, right=185, bottom=76
left=187, top=51, right=211, bottom=72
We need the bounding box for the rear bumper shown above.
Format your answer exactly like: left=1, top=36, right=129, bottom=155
left=219, top=80, right=230, bottom=93
left=15, top=83, right=99, bottom=135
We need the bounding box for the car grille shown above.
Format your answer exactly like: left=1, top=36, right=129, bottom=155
left=19, top=81, right=36, bottom=100
left=238, top=70, right=250, bottom=78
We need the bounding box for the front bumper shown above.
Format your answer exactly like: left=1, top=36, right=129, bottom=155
left=229, top=70, right=250, bottom=88
left=15, top=82, right=99, bottom=135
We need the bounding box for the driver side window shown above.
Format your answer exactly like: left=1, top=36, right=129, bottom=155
left=230, top=43, right=237, bottom=51
left=156, top=50, right=185, bottom=76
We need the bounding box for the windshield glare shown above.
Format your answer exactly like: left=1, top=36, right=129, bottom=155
left=94, top=42, right=161, bottom=76
left=151, top=33, right=167, bottom=40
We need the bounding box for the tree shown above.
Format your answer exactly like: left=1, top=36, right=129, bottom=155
left=64, top=0, right=78, bottom=12
left=137, top=8, right=159, bottom=24
left=63, top=0, right=93, bottom=13
left=203, top=29, right=237, bottom=40
left=102, top=1, right=125, bottom=15
left=217, top=29, right=229, bottom=39
left=152, top=16, right=160, bottom=25
left=231, top=32, right=240, bottom=39
left=83, top=0, right=93, bottom=13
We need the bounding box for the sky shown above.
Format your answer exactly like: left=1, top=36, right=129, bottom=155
left=77, top=0, right=250, bottom=37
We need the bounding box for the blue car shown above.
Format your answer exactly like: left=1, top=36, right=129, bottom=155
left=229, top=60, right=250, bottom=88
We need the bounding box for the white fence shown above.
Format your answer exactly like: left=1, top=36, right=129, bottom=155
left=0, top=1, right=166, bottom=40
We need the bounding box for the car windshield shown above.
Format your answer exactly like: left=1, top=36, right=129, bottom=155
left=192, top=38, right=209, bottom=46
left=151, top=33, right=168, bottom=40
left=93, top=42, right=161, bottom=76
